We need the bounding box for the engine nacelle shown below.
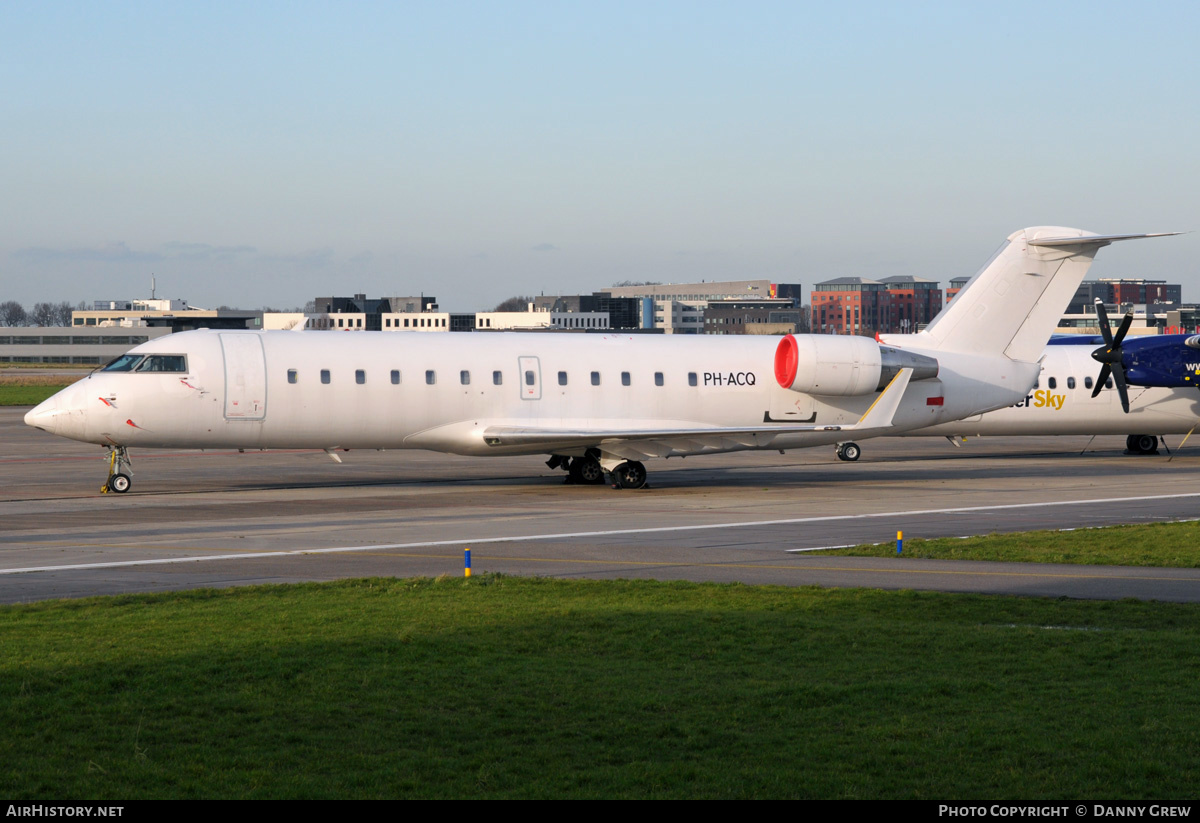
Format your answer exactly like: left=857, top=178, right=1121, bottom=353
left=774, top=334, right=939, bottom=396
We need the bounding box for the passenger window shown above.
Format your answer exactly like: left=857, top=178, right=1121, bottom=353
left=1067, top=377, right=1076, bottom=389
left=1048, top=377, right=1057, bottom=389
left=426, top=370, right=436, bottom=385
left=356, top=369, right=366, bottom=385
left=525, top=371, right=535, bottom=386
left=655, top=372, right=664, bottom=387
left=288, top=369, right=298, bottom=384
left=321, top=369, right=331, bottom=384
left=621, top=372, right=631, bottom=386
left=1085, top=376, right=1093, bottom=389
left=688, top=372, right=697, bottom=387
left=391, top=370, right=401, bottom=385
left=591, top=371, right=600, bottom=386
left=558, top=371, right=568, bottom=386
left=493, top=371, right=503, bottom=386
left=461, top=370, right=470, bottom=385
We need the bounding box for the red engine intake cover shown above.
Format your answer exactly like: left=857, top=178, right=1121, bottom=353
left=774, top=334, right=798, bottom=389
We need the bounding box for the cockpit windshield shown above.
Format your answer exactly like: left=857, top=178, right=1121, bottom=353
left=101, top=354, right=187, bottom=373
left=102, top=354, right=144, bottom=372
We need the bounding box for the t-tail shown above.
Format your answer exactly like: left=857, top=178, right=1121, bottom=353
left=894, top=227, right=1180, bottom=360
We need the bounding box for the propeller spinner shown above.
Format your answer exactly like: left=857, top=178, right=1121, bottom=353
left=1090, top=299, right=1133, bottom=413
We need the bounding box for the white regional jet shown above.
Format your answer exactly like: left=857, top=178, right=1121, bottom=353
left=24, top=227, right=1176, bottom=493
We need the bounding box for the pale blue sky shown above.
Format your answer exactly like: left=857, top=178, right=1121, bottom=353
left=2, top=1, right=1197, bottom=311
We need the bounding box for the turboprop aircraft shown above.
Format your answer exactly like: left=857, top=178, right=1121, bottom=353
left=894, top=337, right=1200, bottom=455
left=24, top=227, right=1177, bottom=493
left=817, top=327, right=1200, bottom=461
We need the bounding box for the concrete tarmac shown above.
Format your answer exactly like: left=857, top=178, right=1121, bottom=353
left=3, top=407, right=1200, bottom=603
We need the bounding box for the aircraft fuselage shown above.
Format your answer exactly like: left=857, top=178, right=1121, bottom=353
left=27, top=329, right=1032, bottom=457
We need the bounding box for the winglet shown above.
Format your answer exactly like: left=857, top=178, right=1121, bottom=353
left=852, top=368, right=913, bottom=431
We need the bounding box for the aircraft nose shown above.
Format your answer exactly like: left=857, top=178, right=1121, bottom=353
left=24, top=396, right=59, bottom=434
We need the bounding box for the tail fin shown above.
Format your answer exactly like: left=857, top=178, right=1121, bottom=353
left=904, top=227, right=1179, bottom=361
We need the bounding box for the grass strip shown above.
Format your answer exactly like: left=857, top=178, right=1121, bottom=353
left=0, top=377, right=78, bottom=406
left=0, top=386, right=67, bottom=406
left=820, top=520, right=1200, bottom=567
left=2, top=576, right=1198, bottom=799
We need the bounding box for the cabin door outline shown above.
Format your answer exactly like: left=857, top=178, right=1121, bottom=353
left=220, top=333, right=268, bottom=421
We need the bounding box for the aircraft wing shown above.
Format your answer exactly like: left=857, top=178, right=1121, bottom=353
left=481, top=369, right=913, bottom=457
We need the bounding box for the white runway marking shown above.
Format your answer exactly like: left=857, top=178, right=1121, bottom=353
left=3, top=491, right=1199, bottom=576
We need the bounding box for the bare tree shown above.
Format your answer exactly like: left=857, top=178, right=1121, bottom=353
left=53, top=301, right=75, bottom=326
left=796, top=305, right=811, bottom=334
left=0, top=301, right=27, bottom=327
left=493, top=295, right=534, bottom=312
left=30, top=302, right=56, bottom=326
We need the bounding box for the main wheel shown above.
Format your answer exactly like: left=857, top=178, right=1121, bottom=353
left=108, top=473, right=131, bottom=493
left=612, top=461, right=648, bottom=490
left=1133, top=434, right=1158, bottom=454
left=839, top=442, right=861, bottom=462
left=573, top=456, right=605, bottom=484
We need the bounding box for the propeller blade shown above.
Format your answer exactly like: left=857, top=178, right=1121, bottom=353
left=1112, top=365, right=1130, bottom=413
left=1094, top=299, right=1114, bottom=347
left=1090, top=299, right=1134, bottom=412
left=1112, top=308, right=1134, bottom=348
left=1092, top=364, right=1111, bottom=398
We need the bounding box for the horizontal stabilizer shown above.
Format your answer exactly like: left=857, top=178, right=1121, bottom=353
left=1027, top=232, right=1182, bottom=248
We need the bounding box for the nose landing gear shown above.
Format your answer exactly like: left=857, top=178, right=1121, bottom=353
left=102, top=446, right=133, bottom=494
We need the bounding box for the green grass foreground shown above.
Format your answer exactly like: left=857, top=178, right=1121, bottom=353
left=2, top=577, right=1199, bottom=799
left=0, top=376, right=77, bottom=406
left=0, top=385, right=64, bottom=405
left=823, top=520, right=1200, bottom=567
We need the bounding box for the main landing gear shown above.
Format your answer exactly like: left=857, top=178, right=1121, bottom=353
left=1125, top=434, right=1160, bottom=455
left=550, top=453, right=649, bottom=490
left=102, top=446, right=133, bottom=494
left=610, top=461, right=648, bottom=490
left=568, top=455, right=606, bottom=485
left=835, top=441, right=861, bottom=462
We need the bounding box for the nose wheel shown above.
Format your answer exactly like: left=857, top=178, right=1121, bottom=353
left=102, top=447, right=133, bottom=494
